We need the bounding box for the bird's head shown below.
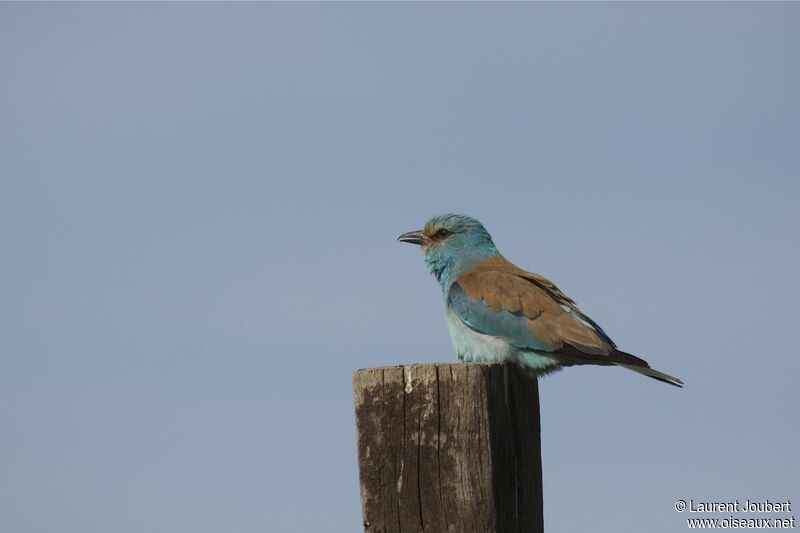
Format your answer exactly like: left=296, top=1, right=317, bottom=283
left=398, top=214, right=498, bottom=286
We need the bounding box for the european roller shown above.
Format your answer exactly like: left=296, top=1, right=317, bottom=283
left=398, top=214, right=683, bottom=387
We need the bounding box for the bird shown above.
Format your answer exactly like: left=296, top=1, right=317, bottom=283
left=398, top=214, right=683, bottom=387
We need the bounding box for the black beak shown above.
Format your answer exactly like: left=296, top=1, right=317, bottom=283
left=397, top=230, right=430, bottom=246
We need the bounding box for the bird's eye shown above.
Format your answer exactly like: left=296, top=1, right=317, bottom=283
left=434, top=228, right=452, bottom=239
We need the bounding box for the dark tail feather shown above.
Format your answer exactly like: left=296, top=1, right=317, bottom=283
left=611, top=350, right=684, bottom=388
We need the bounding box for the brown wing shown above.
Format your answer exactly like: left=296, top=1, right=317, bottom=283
left=457, top=256, right=613, bottom=356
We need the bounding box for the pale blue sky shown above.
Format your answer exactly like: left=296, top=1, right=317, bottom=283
left=2, top=3, right=798, bottom=533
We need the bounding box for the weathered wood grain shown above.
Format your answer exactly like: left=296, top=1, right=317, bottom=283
left=353, top=363, right=543, bottom=533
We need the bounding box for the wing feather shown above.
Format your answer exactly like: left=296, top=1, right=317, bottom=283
left=453, top=257, right=614, bottom=356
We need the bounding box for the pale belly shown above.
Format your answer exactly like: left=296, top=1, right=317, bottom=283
left=444, top=306, right=560, bottom=370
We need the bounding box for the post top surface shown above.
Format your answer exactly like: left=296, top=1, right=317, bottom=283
left=353, top=362, right=507, bottom=374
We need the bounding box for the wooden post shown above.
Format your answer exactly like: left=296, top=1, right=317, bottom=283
left=352, top=363, right=543, bottom=533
